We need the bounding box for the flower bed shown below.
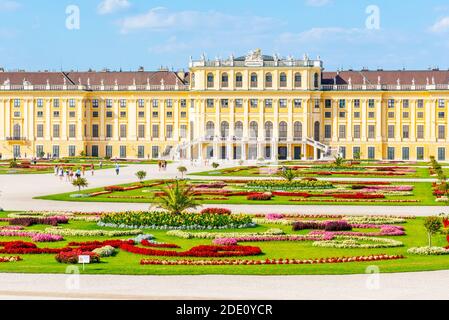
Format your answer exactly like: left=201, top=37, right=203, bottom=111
left=45, top=227, right=142, bottom=237
left=344, top=216, right=407, bottom=225
left=99, top=212, right=255, bottom=230
left=312, top=236, right=403, bottom=249
left=0, top=256, right=22, bottom=263
left=166, top=228, right=284, bottom=240
left=92, top=246, right=116, bottom=257
left=31, top=234, right=64, bottom=242
left=247, top=193, right=272, bottom=201
left=246, top=180, right=334, bottom=191
left=141, top=239, right=180, bottom=249
left=9, top=216, right=68, bottom=227
left=200, top=208, right=231, bottom=215
left=407, top=247, right=449, bottom=255
left=119, top=243, right=262, bottom=257
left=140, top=254, right=404, bottom=266
left=55, top=250, right=100, bottom=264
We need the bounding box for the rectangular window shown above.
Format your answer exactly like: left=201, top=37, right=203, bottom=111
left=388, top=112, right=395, bottom=118
left=120, top=124, right=127, bottom=138
left=314, top=99, right=320, bottom=108
left=339, top=146, right=346, bottom=159
left=36, top=124, right=44, bottom=138
left=387, top=147, right=395, bottom=160
left=69, top=124, right=76, bottom=138
left=53, top=99, right=60, bottom=108
left=368, top=99, right=374, bottom=108
left=403, top=100, right=409, bottom=108
left=402, top=147, right=410, bottom=160
left=152, top=111, right=159, bottom=118
left=368, top=147, right=375, bottom=160
left=438, top=112, right=445, bottom=119
left=69, top=99, right=75, bottom=108
left=92, top=99, right=99, bottom=108
left=368, top=112, right=375, bottom=119
left=221, top=99, right=229, bottom=108
left=279, top=99, right=287, bottom=108
left=106, top=99, right=113, bottom=108
left=417, top=112, right=424, bottom=119
left=355, top=99, right=361, bottom=108
left=138, top=146, right=145, bottom=159
left=339, top=99, right=346, bottom=108
left=438, top=147, right=446, bottom=161
left=417, top=125, right=424, bottom=139
left=416, top=147, right=424, bottom=161
left=53, top=111, right=60, bottom=118
left=92, top=124, right=99, bottom=138
left=166, top=111, right=173, bottom=118
left=235, top=99, right=243, bottom=108
left=181, top=111, right=187, bottom=118
left=69, top=111, right=76, bottom=118
left=338, top=125, right=346, bottom=139
left=439, top=99, right=445, bottom=108
left=166, top=124, right=173, bottom=139
left=388, top=99, right=395, bottom=108
left=152, top=124, right=159, bottom=138
left=250, top=99, right=258, bottom=108
left=403, top=112, right=409, bottom=118
left=37, top=111, right=43, bottom=118
left=53, top=124, right=60, bottom=138
left=417, top=100, right=424, bottom=108
left=402, top=125, right=409, bottom=139
left=152, top=99, right=159, bottom=108
left=324, top=125, right=332, bottom=139
left=325, top=112, right=331, bottom=118
left=388, top=125, right=395, bottom=139
left=206, top=99, right=214, bottom=108
left=152, top=146, right=159, bottom=159
left=14, top=99, right=20, bottom=107
left=180, top=124, right=187, bottom=139
left=166, top=99, right=173, bottom=108
left=92, top=111, right=99, bottom=118
left=353, top=146, right=361, bottom=159
left=368, top=125, right=375, bottom=139
left=265, top=99, right=273, bottom=108
left=294, top=99, right=302, bottom=108
left=138, top=99, right=145, bottom=108
left=13, top=112, right=20, bottom=117
left=106, top=124, right=113, bottom=138
left=120, top=111, right=126, bottom=118
left=37, top=99, right=43, bottom=107
left=325, top=100, right=332, bottom=108
left=138, top=124, right=145, bottom=139
left=120, top=99, right=126, bottom=108
left=339, top=112, right=346, bottom=118
left=105, top=145, right=113, bottom=158
left=68, top=145, right=76, bottom=157
left=354, top=112, right=360, bottom=118
left=138, top=111, right=145, bottom=118
left=438, top=125, right=446, bottom=140
left=35, top=145, right=43, bottom=157
left=106, top=111, right=113, bottom=118
left=181, top=99, right=187, bottom=108
left=120, top=146, right=127, bottom=158
left=353, top=125, right=361, bottom=139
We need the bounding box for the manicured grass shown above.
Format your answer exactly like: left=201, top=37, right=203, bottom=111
left=0, top=164, right=116, bottom=175
left=36, top=179, right=438, bottom=206
left=0, top=211, right=448, bottom=275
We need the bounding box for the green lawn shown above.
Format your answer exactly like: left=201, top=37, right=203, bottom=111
left=0, top=211, right=448, bottom=275
left=36, top=179, right=438, bottom=206
left=0, top=164, right=116, bottom=175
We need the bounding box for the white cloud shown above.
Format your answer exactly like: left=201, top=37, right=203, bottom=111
left=148, top=36, right=191, bottom=54
left=98, top=0, right=130, bottom=15
left=0, top=0, right=21, bottom=11
left=430, top=16, right=449, bottom=33
left=279, top=27, right=368, bottom=43
left=118, top=7, right=277, bottom=34
left=305, top=0, right=331, bottom=7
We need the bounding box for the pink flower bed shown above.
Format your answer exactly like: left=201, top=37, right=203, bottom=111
left=31, top=234, right=64, bottom=242
left=212, top=234, right=334, bottom=245
left=309, top=224, right=405, bottom=237
left=265, top=214, right=285, bottom=220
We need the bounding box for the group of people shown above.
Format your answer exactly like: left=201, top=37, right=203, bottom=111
left=157, top=160, right=168, bottom=171
left=54, top=163, right=96, bottom=182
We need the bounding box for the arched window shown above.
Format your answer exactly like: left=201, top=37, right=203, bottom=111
left=279, top=121, right=288, bottom=141
left=221, top=73, right=229, bottom=88
left=234, top=121, right=243, bottom=139
left=294, top=73, right=302, bottom=87
left=250, top=73, right=258, bottom=88
left=13, top=124, right=21, bottom=138
left=314, top=121, right=320, bottom=141
left=280, top=73, right=287, bottom=87
left=207, top=73, right=214, bottom=88
left=220, top=121, right=229, bottom=139
left=191, top=73, right=196, bottom=87
left=265, top=73, right=273, bottom=87
left=206, top=121, right=215, bottom=140
left=294, top=122, right=302, bottom=141
left=264, top=121, right=273, bottom=141
left=249, top=121, right=258, bottom=139
left=235, top=73, right=243, bottom=88
left=314, top=73, right=320, bottom=89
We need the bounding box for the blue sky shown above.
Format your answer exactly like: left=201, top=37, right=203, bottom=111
left=1, top=0, right=449, bottom=71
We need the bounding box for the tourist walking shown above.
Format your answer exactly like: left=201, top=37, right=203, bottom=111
left=82, top=166, right=86, bottom=176
left=99, top=161, right=103, bottom=169
left=75, top=168, right=81, bottom=179
left=115, top=163, right=120, bottom=175
left=54, top=165, right=59, bottom=176
left=90, top=163, right=95, bottom=176
left=58, top=168, right=64, bottom=181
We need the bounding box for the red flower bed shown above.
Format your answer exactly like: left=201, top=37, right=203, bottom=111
left=104, top=186, right=126, bottom=192
left=0, top=241, right=71, bottom=254
left=140, top=254, right=404, bottom=266
left=55, top=250, right=100, bottom=264
left=119, top=243, right=262, bottom=257
left=141, top=240, right=180, bottom=249
left=247, top=193, right=272, bottom=201
left=9, top=216, right=68, bottom=227
left=272, top=191, right=312, bottom=197
left=200, top=208, right=232, bottom=215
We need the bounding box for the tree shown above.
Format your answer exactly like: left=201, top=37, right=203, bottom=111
left=135, top=170, right=147, bottom=183
left=72, top=177, right=88, bottom=192
left=353, top=151, right=361, bottom=160
left=177, top=166, right=187, bottom=178
left=277, top=167, right=298, bottom=182
left=212, top=162, right=220, bottom=169
left=157, top=180, right=198, bottom=215
left=423, top=216, right=442, bottom=247
left=334, top=155, right=345, bottom=168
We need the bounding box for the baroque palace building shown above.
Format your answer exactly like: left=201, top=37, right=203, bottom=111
left=1, top=49, right=449, bottom=162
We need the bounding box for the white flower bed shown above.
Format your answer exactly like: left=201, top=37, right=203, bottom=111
left=407, top=247, right=449, bottom=255
left=312, top=236, right=403, bottom=249
left=45, top=227, right=142, bottom=237
left=167, top=228, right=284, bottom=239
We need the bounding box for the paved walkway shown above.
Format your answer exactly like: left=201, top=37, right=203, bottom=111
left=1, top=271, right=449, bottom=300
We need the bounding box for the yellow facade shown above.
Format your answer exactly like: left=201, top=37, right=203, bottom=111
left=1, top=50, right=449, bottom=161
